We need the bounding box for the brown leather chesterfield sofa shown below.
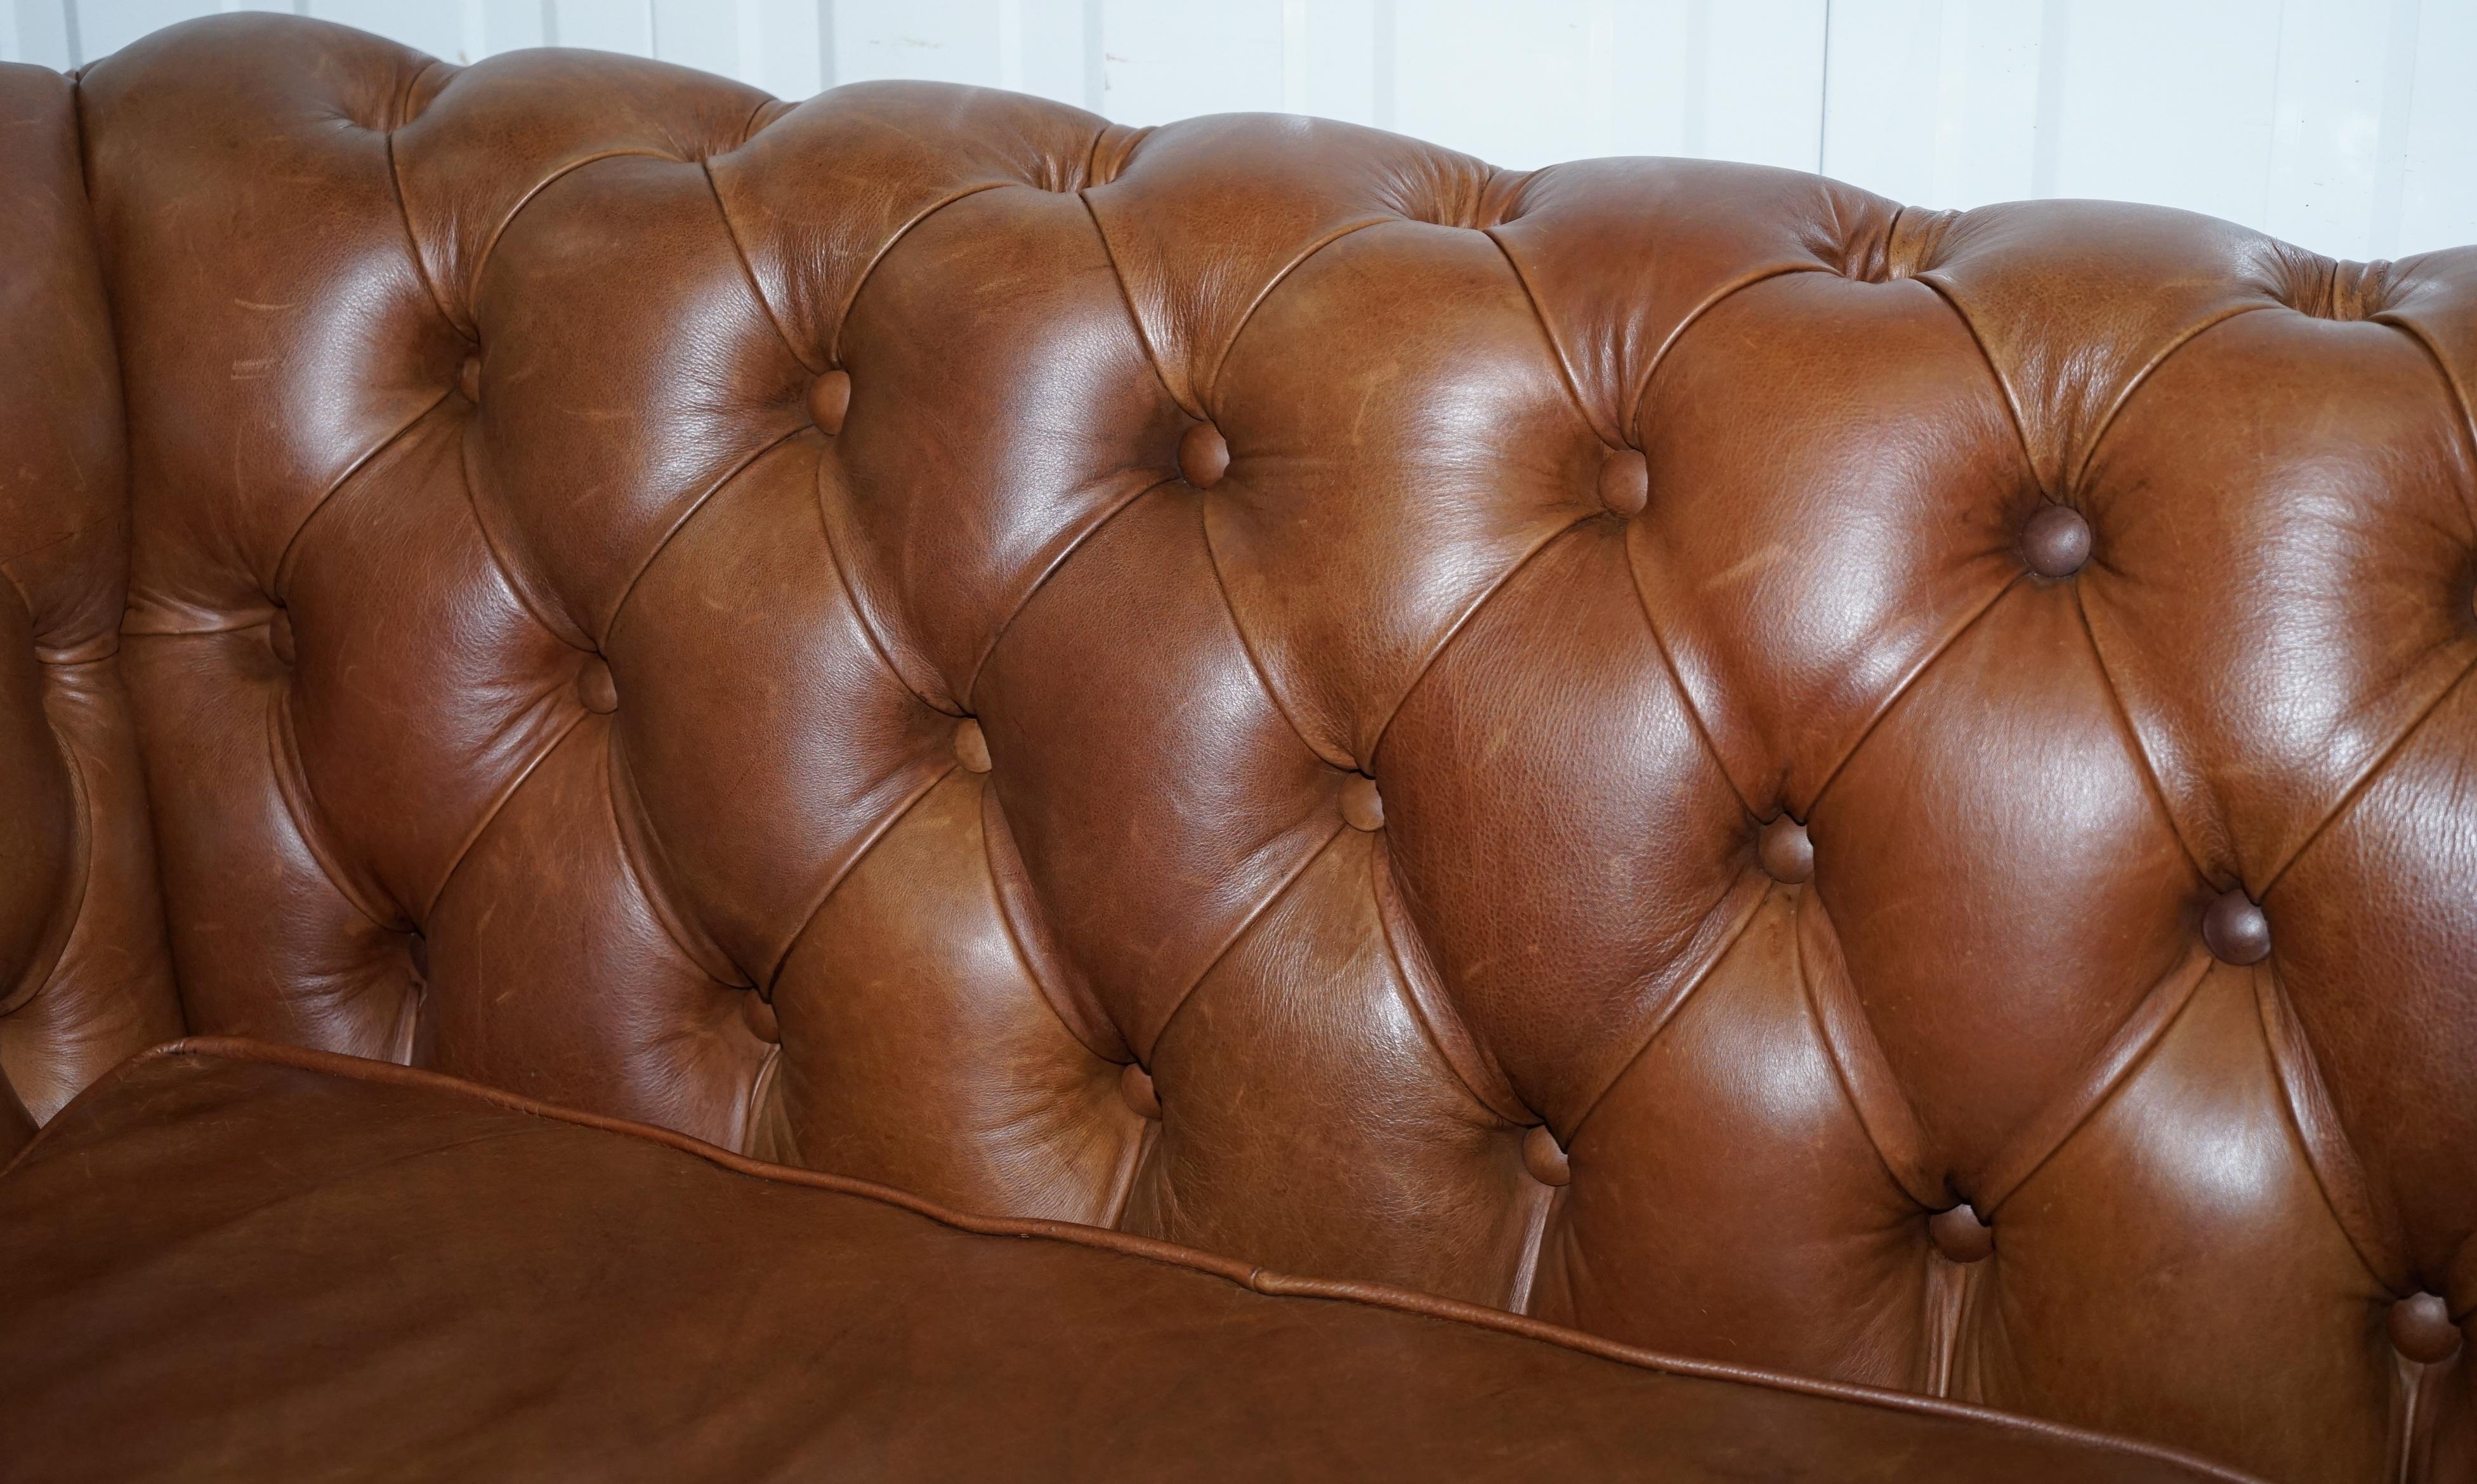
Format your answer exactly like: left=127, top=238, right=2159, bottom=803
left=4, top=13, right=2473, bottom=1482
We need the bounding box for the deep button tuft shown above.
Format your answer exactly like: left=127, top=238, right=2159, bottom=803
left=457, top=353, right=482, bottom=404
left=1597, top=447, right=1650, bottom=518
left=266, top=608, right=296, bottom=666
left=2022, top=504, right=2092, bottom=578
left=1178, top=421, right=1230, bottom=489
left=1120, top=1061, right=1160, bottom=1119
left=1340, top=775, right=1385, bottom=831
left=808, top=369, right=852, bottom=435
left=2391, top=1293, right=2463, bottom=1364
left=1522, top=1124, right=1571, bottom=1186
left=577, top=655, right=618, bottom=714
left=742, top=993, right=780, bottom=1044
left=954, top=718, right=992, bottom=773
left=2203, top=888, right=2271, bottom=964
left=1929, top=1204, right=1995, bottom=1263
left=1758, top=815, right=1813, bottom=884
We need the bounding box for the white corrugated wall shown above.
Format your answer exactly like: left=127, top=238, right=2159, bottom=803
left=5, top=0, right=2472, bottom=259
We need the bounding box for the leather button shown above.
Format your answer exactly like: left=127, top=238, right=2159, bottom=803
left=2391, top=1293, right=2462, bottom=1364
left=266, top=608, right=296, bottom=666
left=1178, top=421, right=1230, bottom=489
left=457, top=353, right=482, bottom=404
left=1929, top=1204, right=1994, bottom=1263
left=1522, top=1124, right=1571, bottom=1186
left=577, top=656, right=618, bottom=714
left=808, top=369, right=851, bottom=435
left=1758, top=815, right=1813, bottom=884
left=1340, top=775, right=1384, bottom=831
left=2022, top=504, right=2091, bottom=577
left=1120, top=1061, right=1160, bottom=1119
left=954, top=718, right=991, bottom=773
left=742, top=993, right=780, bottom=1044
left=2203, top=889, right=2271, bottom=964
left=1598, top=447, right=1649, bottom=518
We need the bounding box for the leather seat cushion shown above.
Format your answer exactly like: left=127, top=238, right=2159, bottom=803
left=0, top=1041, right=2242, bottom=1483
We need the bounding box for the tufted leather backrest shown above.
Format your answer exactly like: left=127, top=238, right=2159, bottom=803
left=0, top=63, right=183, bottom=1157
left=62, top=15, right=2477, bottom=1480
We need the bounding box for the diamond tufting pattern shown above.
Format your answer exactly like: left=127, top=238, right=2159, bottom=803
left=20, top=13, right=2477, bottom=1481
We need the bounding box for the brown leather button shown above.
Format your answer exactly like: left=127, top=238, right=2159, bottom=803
left=1598, top=447, right=1649, bottom=518
left=954, top=718, right=991, bottom=773
left=808, top=369, right=851, bottom=435
left=1521, top=1124, right=1571, bottom=1186
left=2022, top=504, right=2091, bottom=577
left=1178, top=421, right=1230, bottom=489
left=2391, top=1293, right=2462, bottom=1364
left=1120, top=1061, right=1160, bottom=1119
left=2203, top=889, right=2270, bottom=964
left=266, top=608, right=296, bottom=666
left=577, top=655, right=618, bottom=714
left=742, top=993, right=780, bottom=1044
left=457, top=353, right=482, bottom=404
left=1340, top=775, right=1384, bottom=831
left=1929, top=1204, right=1994, bottom=1263
left=1758, top=815, right=1812, bottom=884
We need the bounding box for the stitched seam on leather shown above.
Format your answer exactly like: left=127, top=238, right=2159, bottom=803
left=810, top=440, right=949, bottom=715
left=734, top=93, right=781, bottom=148
left=1364, top=513, right=1598, bottom=771
left=2377, top=310, right=2477, bottom=523
left=1146, top=819, right=1351, bottom=1063
left=1624, top=263, right=1823, bottom=447
left=600, top=424, right=807, bottom=652
left=2252, top=970, right=2407, bottom=1292
left=266, top=678, right=402, bottom=932
left=2064, top=302, right=2277, bottom=498
left=1365, top=833, right=1526, bottom=1126
left=1795, top=888, right=1941, bottom=1209
left=826, top=180, right=1013, bottom=368
left=977, top=777, right=1122, bottom=1062
left=1075, top=188, right=1190, bottom=416
left=737, top=1041, right=782, bottom=1160
left=601, top=725, right=742, bottom=988
left=1101, top=1117, right=1155, bottom=1230
left=1619, top=527, right=1758, bottom=820
left=1910, top=272, right=2049, bottom=499
left=383, top=119, right=463, bottom=339
left=1196, top=216, right=1390, bottom=417
left=1806, top=570, right=2023, bottom=817
left=466, top=151, right=674, bottom=323
left=2070, top=583, right=2212, bottom=883
left=453, top=405, right=591, bottom=651
left=423, top=706, right=591, bottom=923
left=702, top=159, right=819, bottom=374
left=270, top=390, right=454, bottom=596
left=765, top=762, right=959, bottom=990
left=25, top=1037, right=2271, bottom=1484
left=1979, top=955, right=2217, bottom=1218
left=1199, top=490, right=1353, bottom=769
left=1564, top=872, right=1770, bottom=1145
left=1481, top=225, right=1617, bottom=449
left=961, top=474, right=1170, bottom=715
left=2263, top=651, right=2477, bottom=898
left=1974, top=952, right=2214, bottom=1214
left=1504, top=1181, right=1558, bottom=1315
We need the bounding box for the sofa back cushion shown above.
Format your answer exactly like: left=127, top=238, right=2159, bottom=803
left=77, top=16, right=2477, bottom=1480
left=0, top=63, right=183, bottom=1153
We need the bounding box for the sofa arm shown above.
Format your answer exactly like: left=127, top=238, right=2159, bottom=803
left=0, top=62, right=182, bottom=1129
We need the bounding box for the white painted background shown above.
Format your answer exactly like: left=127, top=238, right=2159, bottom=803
left=6, top=1, right=2473, bottom=260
